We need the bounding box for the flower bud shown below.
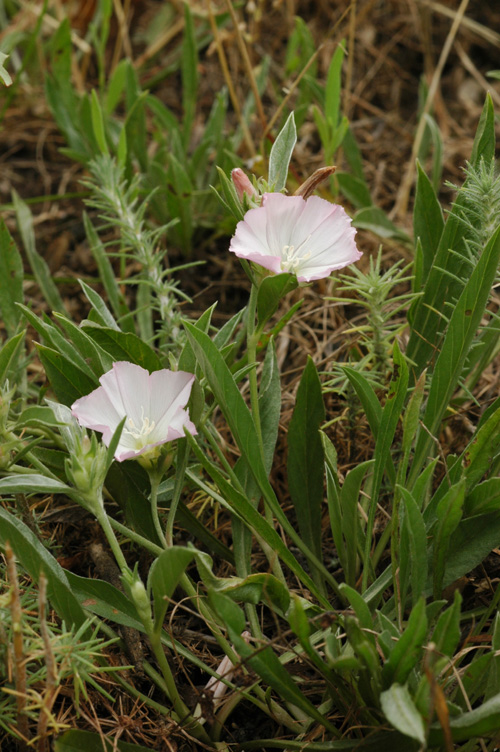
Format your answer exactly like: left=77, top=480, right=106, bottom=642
left=231, top=168, right=257, bottom=202
left=122, top=570, right=153, bottom=629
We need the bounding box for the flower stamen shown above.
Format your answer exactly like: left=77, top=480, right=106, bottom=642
left=280, top=235, right=312, bottom=273
left=124, top=406, right=156, bottom=442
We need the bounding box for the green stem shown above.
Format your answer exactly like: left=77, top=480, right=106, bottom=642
left=246, top=284, right=287, bottom=585
left=108, top=516, right=165, bottom=557
left=246, top=282, right=264, bottom=453
left=148, top=630, right=211, bottom=743
left=165, top=440, right=189, bottom=547
left=179, top=573, right=238, bottom=662
left=94, top=498, right=130, bottom=575
left=148, top=468, right=168, bottom=549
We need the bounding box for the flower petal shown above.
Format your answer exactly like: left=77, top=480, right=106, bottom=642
left=150, top=370, right=197, bottom=436
left=104, top=362, right=152, bottom=429
left=71, top=386, right=123, bottom=445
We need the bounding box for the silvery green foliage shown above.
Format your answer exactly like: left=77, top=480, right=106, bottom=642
left=82, top=154, right=186, bottom=342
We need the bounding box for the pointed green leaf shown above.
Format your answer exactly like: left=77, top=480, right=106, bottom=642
left=287, top=356, right=325, bottom=565
left=381, top=683, right=425, bottom=743
left=0, top=220, right=23, bottom=335
left=268, top=112, right=296, bottom=191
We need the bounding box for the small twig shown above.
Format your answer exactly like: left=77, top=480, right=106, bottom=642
left=5, top=541, right=30, bottom=750
left=111, top=0, right=133, bottom=72
left=205, top=0, right=256, bottom=156
left=223, top=0, right=267, bottom=133
left=455, top=41, right=500, bottom=108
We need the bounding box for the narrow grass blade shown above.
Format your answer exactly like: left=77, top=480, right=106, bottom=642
left=12, top=191, right=65, bottom=314
left=0, top=219, right=23, bottom=336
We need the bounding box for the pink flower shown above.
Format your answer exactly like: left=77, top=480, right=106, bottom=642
left=71, top=362, right=197, bottom=462
left=229, top=192, right=361, bottom=282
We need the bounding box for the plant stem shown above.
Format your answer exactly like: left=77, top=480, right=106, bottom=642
left=246, top=282, right=264, bottom=453
left=147, top=630, right=211, bottom=743
left=94, top=498, right=130, bottom=575
left=148, top=468, right=168, bottom=549
left=108, top=516, right=165, bottom=557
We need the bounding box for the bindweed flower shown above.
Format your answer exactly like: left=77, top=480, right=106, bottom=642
left=71, top=361, right=197, bottom=463
left=229, top=192, right=361, bottom=282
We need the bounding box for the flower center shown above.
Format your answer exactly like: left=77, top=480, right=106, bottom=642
left=280, top=235, right=312, bottom=273
left=124, top=407, right=156, bottom=444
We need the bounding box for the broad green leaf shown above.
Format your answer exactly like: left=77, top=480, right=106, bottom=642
left=413, top=161, right=444, bottom=285
left=18, top=304, right=97, bottom=382
left=81, top=324, right=162, bottom=371
left=65, top=570, right=143, bottom=631
left=381, top=683, right=425, bottom=743
left=90, top=89, right=109, bottom=155
left=0, top=219, right=23, bottom=335
left=381, top=598, right=427, bottom=687
left=15, top=405, right=61, bottom=430
left=287, top=357, right=325, bottom=567
left=470, top=92, right=495, bottom=166
left=398, top=487, right=428, bottom=607
left=428, top=689, right=500, bottom=745
left=256, top=273, right=297, bottom=328
left=268, top=111, right=297, bottom=191
left=0, top=507, right=87, bottom=629
left=54, top=314, right=113, bottom=375
left=339, top=460, right=374, bottom=588
left=461, top=406, right=500, bottom=491
left=432, top=480, right=465, bottom=599
left=149, top=547, right=196, bottom=633
left=178, top=303, right=216, bottom=374
left=79, top=279, right=120, bottom=330
left=36, top=343, right=97, bottom=406
left=342, top=366, right=382, bottom=434
left=354, top=207, right=410, bottom=242
left=222, top=573, right=290, bottom=613
left=55, top=729, right=151, bottom=752
left=0, top=474, right=71, bottom=495
left=339, top=583, right=373, bottom=632
left=465, top=478, right=500, bottom=516
left=344, top=616, right=381, bottom=707
left=104, top=461, right=162, bottom=545
left=259, top=340, right=281, bottom=475
left=324, top=42, right=345, bottom=132
left=443, top=512, right=500, bottom=588
left=431, top=589, right=461, bottom=658
left=0, top=330, right=25, bottom=384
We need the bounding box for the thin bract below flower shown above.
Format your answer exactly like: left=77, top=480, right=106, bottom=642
left=71, top=361, right=197, bottom=462
left=229, top=192, right=361, bottom=282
